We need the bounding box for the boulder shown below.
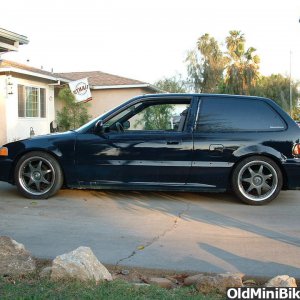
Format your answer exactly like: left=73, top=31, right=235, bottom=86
left=149, top=277, right=174, bottom=289
left=51, top=246, right=112, bottom=282
left=196, top=273, right=243, bottom=294
left=0, top=236, right=36, bottom=276
left=184, top=274, right=204, bottom=286
left=266, top=275, right=297, bottom=287
left=39, top=266, right=52, bottom=279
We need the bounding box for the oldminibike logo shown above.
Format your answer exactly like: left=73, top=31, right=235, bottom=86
left=73, top=82, right=89, bottom=96
left=227, top=287, right=300, bottom=300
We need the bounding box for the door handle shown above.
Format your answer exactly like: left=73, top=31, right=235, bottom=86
left=209, top=144, right=224, bottom=152
left=167, top=141, right=180, bottom=145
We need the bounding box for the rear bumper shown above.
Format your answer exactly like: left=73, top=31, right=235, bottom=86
left=0, top=158, right=14, bottom=183
left=283, top=158, right=300, bottom=189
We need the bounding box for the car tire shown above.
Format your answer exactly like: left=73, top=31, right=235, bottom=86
left=231, top=156, right=282, bottom=205
left=14, top=151, right=63, bottom=199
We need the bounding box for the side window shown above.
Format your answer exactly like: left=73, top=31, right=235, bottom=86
left=105, top=100, right=191, bottom=132
left=196, top=98, right=286, bottom=132
left=128, top=103, right=189, bottom=131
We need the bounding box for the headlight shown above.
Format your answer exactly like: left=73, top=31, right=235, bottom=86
left=0, top=147, right=8, bottom=156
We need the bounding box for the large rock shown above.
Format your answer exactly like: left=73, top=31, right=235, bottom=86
left=0, top=236, right=36, bottom=276
left=196, top=273, right=243, bottom=294
left=184, top=274, right=204, bottom=286
left=266, top=275, right=297, bottom=287
left=149, top=277, right=174, bottom=289
left=51, top=246, right=112, bottom=282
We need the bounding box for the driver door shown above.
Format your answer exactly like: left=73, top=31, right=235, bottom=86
left=75, top=97, right=195, bottom=187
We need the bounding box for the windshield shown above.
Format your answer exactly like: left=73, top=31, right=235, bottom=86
left=75, top=96, right=143, bottom=133
left=75, top=104, right=124, bottom=133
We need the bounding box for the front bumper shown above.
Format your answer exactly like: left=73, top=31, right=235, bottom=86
left=0, top=158, right=14, bottom=183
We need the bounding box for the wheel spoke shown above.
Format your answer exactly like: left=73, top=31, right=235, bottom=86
left=27, top=178, right=35, bottom=186
left=41, top=178, right=50, bottom=185
left=255, top=186, right=262, bottom=196
left=28, top=162, right=34, bottom=172
left=246, top=184, right=255, bottom=193
left=42, top=169, right=52, bottom=176
left=34, top=181, right=41, bottom=192
left=37, top=160, right=43, bottom=172
left=258, top=165, right=264, bottom=175
left=242, top=177, right=252, bottom=184
left=247, top=166, right=255, bottom=177
left=264, top=174, right=273, bottom=180
left=23, top=172, right=31, bottom=178
left=262, top=182, right=271, bottom=191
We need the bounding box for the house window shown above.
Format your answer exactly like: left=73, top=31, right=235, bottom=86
left=18, top=85, right=46, bottom=118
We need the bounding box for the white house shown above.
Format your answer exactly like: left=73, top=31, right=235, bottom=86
left=0, top=59, right=159, bottom=146
left=0, top=60, right=58, bottom=145
left=0, top=27, right=158, bottom=146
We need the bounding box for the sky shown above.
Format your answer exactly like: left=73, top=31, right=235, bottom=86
left=1, top=0, right=300, bottom=84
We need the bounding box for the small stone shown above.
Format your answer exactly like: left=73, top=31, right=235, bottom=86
left=166, top=276, right=178, bottom=284
left=121, top=269, right=130, bottom=275
left=243, top=279, right=257, bottom=286
left=149, top=277, right=173, bottom=289
left=184, top=274, right=204, bottom=286
left=266, top=275, right=297, bottom=287
left=133, top=283, right=150, bottom=288
left=196, top=273, right=243, bottom=294
left=40, top=267, right=52, bottom=279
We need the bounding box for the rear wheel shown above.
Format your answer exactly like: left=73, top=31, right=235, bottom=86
left=232, top=156, right=282, bottom=205
left=14, top=151, right=63, bottom=199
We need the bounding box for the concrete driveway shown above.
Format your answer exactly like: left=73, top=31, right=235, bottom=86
left=0, top=181, right=300, bottom=277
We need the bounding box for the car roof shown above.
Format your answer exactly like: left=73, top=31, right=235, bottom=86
left=136, top=93, right=272, bottom=101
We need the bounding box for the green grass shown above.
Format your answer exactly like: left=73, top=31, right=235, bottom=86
left=0, top=277, right=225, bottom=300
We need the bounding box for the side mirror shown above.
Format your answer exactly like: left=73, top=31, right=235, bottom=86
left=123, top=120, right=130, bottom=130
left=94, top=120, right=104, bottom=134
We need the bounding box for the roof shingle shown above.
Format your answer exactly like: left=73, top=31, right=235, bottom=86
left=0, top=59, right=157, bottom=91
left=0, top=59, right=55, bottom=78
left=55, top=71, right=147, bottom=87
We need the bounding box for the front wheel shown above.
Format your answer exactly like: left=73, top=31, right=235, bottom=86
left=231, top=156, right=282, bottom=205
left=14, top=151, right=63, bottom=199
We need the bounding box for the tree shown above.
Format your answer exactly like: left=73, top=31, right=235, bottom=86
left=154, top=75, right=187, bottom=93
left=145, top=77, right=185, bottom=130
left=251, top=74, right=300, bottom=116
left=142, top=104, right=175, bottom=130
left=186, top=34, right=227, bottom=93
left=56, top=87, right=92, bottom=131
left=186, top=31, right=259, bottom=95
left=223, top=30, right=260, bottom=95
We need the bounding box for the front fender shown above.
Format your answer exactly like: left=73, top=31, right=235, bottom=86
left=3, top=131, right=77, bottom=184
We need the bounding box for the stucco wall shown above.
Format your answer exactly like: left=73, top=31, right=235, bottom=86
left=3, top=75, right=55, bottom=143
left=55, top=87, right=151, bottom=120
left=0, top=76, right=7, bottom=146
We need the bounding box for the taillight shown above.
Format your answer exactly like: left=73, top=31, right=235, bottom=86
left=293, top=144, right=300, bottom=156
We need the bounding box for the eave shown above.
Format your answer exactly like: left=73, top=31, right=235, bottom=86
left=0, top=67, right=58, bottom=82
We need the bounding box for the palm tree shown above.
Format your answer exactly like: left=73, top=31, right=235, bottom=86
left=185, top=34, right=227, bottom=93
left=224, top=31, right=260, bottom=95
left=197, top=34, right=228, bottom=93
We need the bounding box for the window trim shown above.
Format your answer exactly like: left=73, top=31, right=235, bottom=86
left=195, top=97, right=287, bottom=133
left=18, top=84, right=47, bottom=119
left=104, top=98, right=193, bottom=133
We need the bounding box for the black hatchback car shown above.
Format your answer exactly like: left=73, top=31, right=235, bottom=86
left=1, top=93, right=300, bottom=205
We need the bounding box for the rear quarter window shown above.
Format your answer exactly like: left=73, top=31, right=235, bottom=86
left=196, top=97, right=286, bottom=132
